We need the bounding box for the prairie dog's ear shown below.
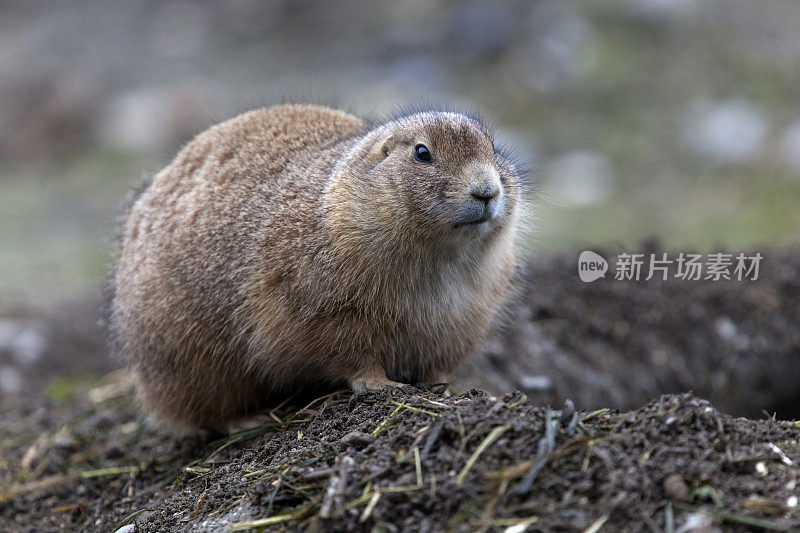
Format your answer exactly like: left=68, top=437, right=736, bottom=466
left=366, top=132, right=394, bottom=163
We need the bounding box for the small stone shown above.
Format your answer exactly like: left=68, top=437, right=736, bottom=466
left=714, top=317, right=737, bottom=341
left=519, top=375, right=553, bottom=391
left=113, top=524, right=135, bottom=533
left=341, top=431, right=374, bottom=449
left=52, top=426, right=77, bottom=449
left=676, top=511, right=715, bottom=533
left=663, top=473, right=689, bottom=501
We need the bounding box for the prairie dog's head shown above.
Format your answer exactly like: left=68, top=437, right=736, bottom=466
left=326, top=111, right=522, bottom=254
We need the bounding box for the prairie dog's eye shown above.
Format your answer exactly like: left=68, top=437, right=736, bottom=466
left=414, top=144, right=432, bottom=162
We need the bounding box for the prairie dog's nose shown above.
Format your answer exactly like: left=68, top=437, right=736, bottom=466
left=470, top=182, right=500, bottom=202
left=469, top=166, right=502, bottom=202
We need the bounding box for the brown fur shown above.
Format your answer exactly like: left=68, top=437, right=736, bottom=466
left=111, top=104, right=523, bottom=431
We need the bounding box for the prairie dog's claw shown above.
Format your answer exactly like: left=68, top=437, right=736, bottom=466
left=426, top=382, right=450, bottom=395
left=349, top=375, right=406, bottom=410
left=350, top=377, right=404, bottom=392
left=349, top=366, right=405, bottom=392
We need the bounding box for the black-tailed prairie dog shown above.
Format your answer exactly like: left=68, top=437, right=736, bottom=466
left=111, top=104, right=524, bottom=431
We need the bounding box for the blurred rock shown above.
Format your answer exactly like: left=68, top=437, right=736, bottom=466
left=676, top=511, right=718, bottom=533
left=385, top=56, right=448, bottom=93
left=2, top=75, right=99, bottom=160
left=619, top=0, right=700, bottom=22
left=663, top=473, right=689, bottom=501
left=0, top=365, right=23, bottom=394
left=512, top=1, right=597, bottom=95
left=682, top=98, right=769, bottom=165
left=714, top=316, right=749, bottom=351
left=100, top=88, right=169, bottom=152
left=341, top=431, right=374, bottom=449
left=0, top=294, right=116, bottom=406
left=52, top=425, right=78, bottom=449
left=150, top=1, right=211, bottom=58
left=0, top=319, right=47, bottom=366
left=779, top=120, right=800, bottom=174
left=544, top=150, right=614, bottom=206
left=218, top=0, right=282, bottom=41
left=519, top=374, right=553, bottom=391
left=714, top=316, right=737, bottom=341
left=98, top=86, right=211, bottom=153
left=447, top=1, right=515, bottom=59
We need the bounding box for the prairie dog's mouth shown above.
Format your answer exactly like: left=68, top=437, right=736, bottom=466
left=453, top=199, right=500, bottom=228
left=454, top=216, right=491, bottom=228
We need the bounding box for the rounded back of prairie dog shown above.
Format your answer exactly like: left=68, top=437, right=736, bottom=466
left=111, top=104, right=524, bottom=431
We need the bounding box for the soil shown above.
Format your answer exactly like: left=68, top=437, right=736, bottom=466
left=2, top=382, right=799, bottom=532
left=457, top=245, right=800, bottom=419
left=2, top=246, right=800, bottom=532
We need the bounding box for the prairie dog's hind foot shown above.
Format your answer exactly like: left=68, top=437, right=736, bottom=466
left=349, top=360, right=410, bottom=392
left=416, top=382, right=450, bottom=395
left=349, top=374, right=404, bottom=393
left=413, top=371, right=451, bottom=395
left=348, top=368, right=407, bottom=409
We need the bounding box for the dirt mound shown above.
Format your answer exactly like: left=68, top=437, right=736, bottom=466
left=2, top=376, right=799, bottom=532
left=458, top=246, right=800, bottom=419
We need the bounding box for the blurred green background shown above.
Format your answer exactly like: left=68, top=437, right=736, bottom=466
left=1, top=1, right=799, bottom=310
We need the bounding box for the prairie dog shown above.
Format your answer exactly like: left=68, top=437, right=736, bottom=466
left=111, top=104, right=523, bottom=431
